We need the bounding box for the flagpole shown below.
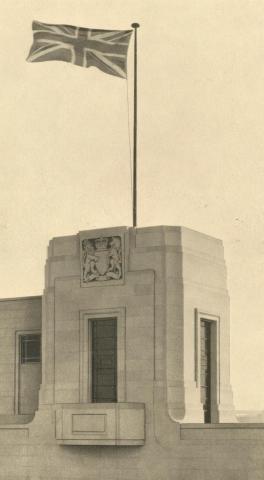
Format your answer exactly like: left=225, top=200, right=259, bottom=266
left=131, top=23, right=140, bottom=228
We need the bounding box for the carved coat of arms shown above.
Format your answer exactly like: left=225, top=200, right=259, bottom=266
left=81, top=236, right=122, bottom=283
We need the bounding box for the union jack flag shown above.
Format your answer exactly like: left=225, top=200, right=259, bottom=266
left=27, top=21, right=132, bottom=79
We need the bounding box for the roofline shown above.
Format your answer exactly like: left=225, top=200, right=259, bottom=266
left=0, top=295, right=42, bottom=303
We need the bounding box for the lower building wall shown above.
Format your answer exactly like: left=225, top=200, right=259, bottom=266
left=0, top=417, right=263, bottom=480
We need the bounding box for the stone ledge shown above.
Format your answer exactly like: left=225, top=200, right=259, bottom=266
left=180, top=423, right=264, bottom=440
left=0, top=415, right=34, bottom=425
left=55, top=402, right=145, bottom=446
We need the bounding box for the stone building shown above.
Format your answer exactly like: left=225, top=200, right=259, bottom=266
left=0, top=225, right=263, bottom=480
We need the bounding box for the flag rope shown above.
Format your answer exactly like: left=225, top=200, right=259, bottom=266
left=131, top=23, right=140, bottom=227
left=27, top=21, right=135, bottom=223
left=126, top=78, right=134, bottom=215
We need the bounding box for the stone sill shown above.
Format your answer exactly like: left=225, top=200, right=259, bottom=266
left=56, top=402, right=145, bottom=446
left=0, top=414, right=34, bottom=425
left=180, top=423, right=264, bottom=440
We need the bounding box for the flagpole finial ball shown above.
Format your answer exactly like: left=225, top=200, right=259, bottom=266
left=131, top=23, right=140, bottom=29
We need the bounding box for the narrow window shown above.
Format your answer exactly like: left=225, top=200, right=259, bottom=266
left=20, top=334, right=41, bottom=364
left=200, top=320, right=211, bottom=423
left=91, top=318, right=117, bottom=403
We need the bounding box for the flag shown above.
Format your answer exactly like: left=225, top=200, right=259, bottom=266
left=27, top=21, right=132, bottom=78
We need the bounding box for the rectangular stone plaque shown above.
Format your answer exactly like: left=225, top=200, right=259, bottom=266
left=72, top=414, right=106, bottom=433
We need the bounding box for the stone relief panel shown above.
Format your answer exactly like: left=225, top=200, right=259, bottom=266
left=80, top=235, right=124, bottom=286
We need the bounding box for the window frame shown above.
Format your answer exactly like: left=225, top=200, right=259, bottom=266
left=79, top=308, right=126, bottom=403
left=15, top=329, right=41, bottom=415
left=194, top=309, right=220, bottom=423
left=20, top=333, right=41, bottom=364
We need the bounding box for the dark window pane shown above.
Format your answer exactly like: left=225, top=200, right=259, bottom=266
left=92, top=319, right=117, bottom=403
left=20, top=334, right=41, bottom=364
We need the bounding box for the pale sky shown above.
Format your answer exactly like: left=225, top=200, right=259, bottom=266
left=0, top=0, right=264, bottom=410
